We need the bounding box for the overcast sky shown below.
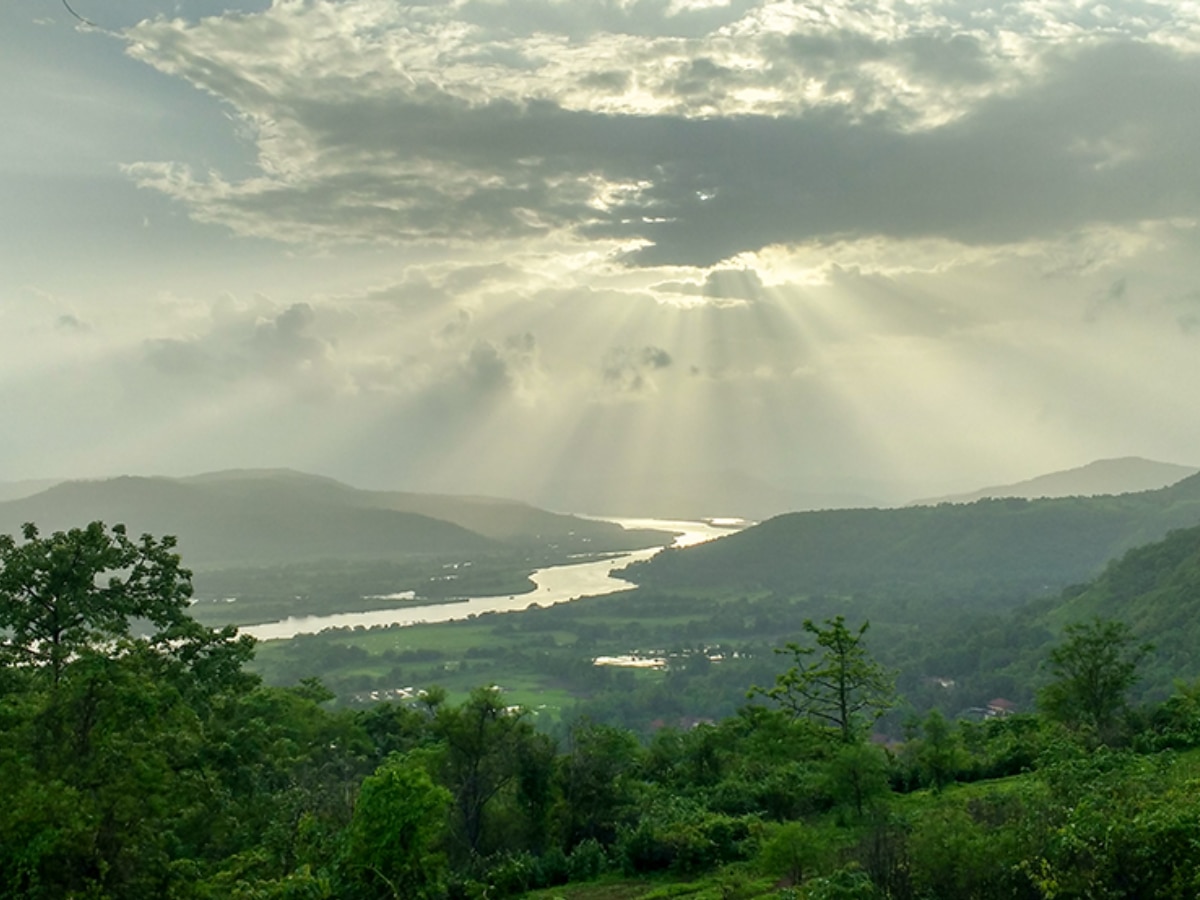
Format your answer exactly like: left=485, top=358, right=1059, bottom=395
left=3, top=0, right=1200, bottom=511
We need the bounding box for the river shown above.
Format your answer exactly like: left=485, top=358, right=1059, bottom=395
left=241, top=516, right=741, bottom=641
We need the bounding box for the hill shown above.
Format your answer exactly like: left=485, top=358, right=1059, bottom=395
left=625, top=472, right=1200, bottom=610
left=0, top=469, right=668, bottom=570
left=0, top=478, right=61, bottom=503
left=911, top=457, right=1198, bottom=505
left=1041, top=523, right=1200, bottom=691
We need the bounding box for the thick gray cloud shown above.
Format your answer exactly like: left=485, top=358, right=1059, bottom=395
left=119, top=1, right=1200, bottom=267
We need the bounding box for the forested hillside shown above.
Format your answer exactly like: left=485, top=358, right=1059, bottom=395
left=627, top=473, right=1200, bottom=609
left=1040, top=523, right=1200, bottom=694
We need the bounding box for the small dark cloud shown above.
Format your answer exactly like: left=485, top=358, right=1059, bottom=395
left=579, top=70, right=631, bottom=92
left=640, top=345, right=671, bottom=368
left=251, top=303, right=329, bottom=370
left=1085, top=277, right=1129, bottom=323
left=601, top=344, right=672, bottom=392
left=505, top=331, right=536, bottom=355
left=670, top=57, right=735, bottom=99
left=463, top=340, right=511, bottom=392
left=453, top=332, right=536, bottom=396
left=144, top=338, right=213, bottom=377
left=55, top=314, right=89, bottom=333
left=438, top=308, right=473, bottom=342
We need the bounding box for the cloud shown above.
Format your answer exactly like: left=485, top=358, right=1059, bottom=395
left=462, top=339, right=512, bottom=392
left=116, top=1, right=1200, bottom=268
left=142, top=301, right=344, bottom=399
left=1085, top=277, right=1130, bottom=323
left=55, top=314, right=90, bottom=333
left=654, top=267, right=766, bottom=301
left=601, top=344, right=673, bottom=392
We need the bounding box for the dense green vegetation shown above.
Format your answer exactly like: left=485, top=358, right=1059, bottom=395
left=239, top=516, right=1200, bottom=753
left=10, top=520, right=1200, bottom=899
left=627, top=472, right=1200, bottom=607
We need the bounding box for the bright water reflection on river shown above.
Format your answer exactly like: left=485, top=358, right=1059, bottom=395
left=242, top=517, right=741, bottom=642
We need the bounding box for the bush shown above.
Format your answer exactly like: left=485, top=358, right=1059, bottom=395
left=804, top=866, right=880, bottom=900
left=618, top=800, right=757, bottom=876
left=566, top=838, right=608, bottom=881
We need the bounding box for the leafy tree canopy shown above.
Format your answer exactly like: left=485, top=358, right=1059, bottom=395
left=1039, top=617, right=1152, bottom=743
left=0, top=521, right=253, bottom=690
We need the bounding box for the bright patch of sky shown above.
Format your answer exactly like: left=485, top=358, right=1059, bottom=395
left=2, top=0, right=1200, bottom=515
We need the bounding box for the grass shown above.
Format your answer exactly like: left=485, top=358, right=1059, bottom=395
left=244, top=577, right=798, bottom=729
left=520, top=869, right=784, bottom=900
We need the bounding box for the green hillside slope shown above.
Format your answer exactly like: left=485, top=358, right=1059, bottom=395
left=0, top=474, right=495, bottom=568
left=180, top=469, right=668, bottom=550
left=1045, top=523, right=1200, bottom=689
left=0, top=469, right=669, bottom=571
left=627, top=473, right=1200, bottom=608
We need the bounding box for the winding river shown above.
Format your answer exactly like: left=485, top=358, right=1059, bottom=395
left=242, top=517, right=740, bottom=641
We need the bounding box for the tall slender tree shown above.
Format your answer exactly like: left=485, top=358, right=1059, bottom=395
left=752, top=616, right=895, bottom=743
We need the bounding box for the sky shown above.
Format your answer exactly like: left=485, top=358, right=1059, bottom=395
left=3, top=0, right=1200, bottom=515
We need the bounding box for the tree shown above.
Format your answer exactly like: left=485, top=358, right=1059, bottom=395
left=915, top=709, right=967, bottom=792
left=0, top=521, right=261, bottom=898
left=559, top=721, right=642, bottom=848
left=431, top=686, right=540, bottom=858
left=1039, top=618, right=1152, bottom=743
left=0, top=521, right=248, bottom=685
left=752, top=617, right=895, bottom=743
left=343, top=753, right=450, bottom=900
left=759, top=821, right=827, bottom=887
left=826, top=742, right=890, bottom=819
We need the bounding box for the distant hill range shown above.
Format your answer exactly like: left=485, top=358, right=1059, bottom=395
left=910, top=457, right=1198, bottom=506
left=535, top=467, right=879, bottom=522
left=626, top=469, right=1200, bottom=608
left=0, top=478, right=61, bottom=503
left=0, top=469, right=669, bottom=570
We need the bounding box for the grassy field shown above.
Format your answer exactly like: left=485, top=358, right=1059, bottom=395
left=246, top=583, right=772, bottom=727
left=520, top=870, right=784, bottom=899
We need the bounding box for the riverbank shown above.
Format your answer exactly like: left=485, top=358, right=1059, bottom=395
left=242, top=517, right=740, bottom=641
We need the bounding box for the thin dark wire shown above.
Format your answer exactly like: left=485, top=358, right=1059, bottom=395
left=62, top=0, right=97, bottom=28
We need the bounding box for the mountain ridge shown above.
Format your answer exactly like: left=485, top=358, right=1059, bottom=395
left=0, top=469, right=669, bottom=570
left=910, top=457, right=1198, bottom=506
left=626, top=470, right=1200, bottom=609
